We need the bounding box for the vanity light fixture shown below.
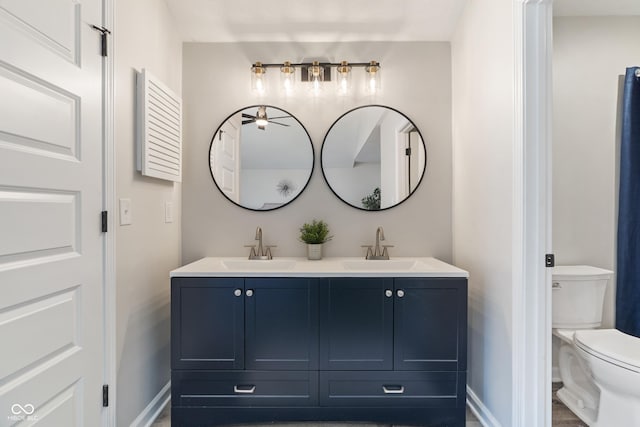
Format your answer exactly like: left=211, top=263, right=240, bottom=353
left=308, top=61, right=324, bottom=95
left=250, top=60, right=381, bottom=96
left=280, top=61, right=295, bottom=95
left=365, top=61, right=381, bottom=94
left=336, top=61, right=352, bottom=96
left=251, top=61, right=267, bottom=95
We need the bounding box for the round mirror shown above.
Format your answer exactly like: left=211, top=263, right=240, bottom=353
left=209, top=105, right=314, bottom=211
left=321, top=105, right=427, bottom=210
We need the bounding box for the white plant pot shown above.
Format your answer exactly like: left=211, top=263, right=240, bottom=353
left=307, top=244, right=323, bottom=260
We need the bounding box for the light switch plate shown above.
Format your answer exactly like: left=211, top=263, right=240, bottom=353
left=119, top=198, right=132, bottom=225
left=165, top=201, right=173, bottom=223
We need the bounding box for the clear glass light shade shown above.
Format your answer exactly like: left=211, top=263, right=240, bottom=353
left=308, top=62, right=324, bottom=96
left=365, top=61, right=381, bottom=95
left=251, top=62, right=267, bottom=95
left=336, top=62, right=352, bottom=96
left=280, top=62, right=295, bottom=95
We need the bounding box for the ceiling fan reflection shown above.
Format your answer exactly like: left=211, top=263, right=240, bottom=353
left=242, top=106, right=291, bottom=130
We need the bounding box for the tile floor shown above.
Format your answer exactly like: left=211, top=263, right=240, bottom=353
left=150, top=384, right=584, bottom=427
left=551, top=383, right=588, bottom=427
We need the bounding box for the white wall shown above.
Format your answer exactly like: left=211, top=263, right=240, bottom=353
left=182, top=42, right=452, bottom=261
left=551, top=15, right=640, bottom=377
left=451, top=1, right=515, bottom=425
left=114, top=0, right=182, bottom=425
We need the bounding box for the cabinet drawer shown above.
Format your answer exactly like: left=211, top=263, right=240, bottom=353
left=172, top=371, right=318, bottom=407
left=319, top=371, right=461, bottom=407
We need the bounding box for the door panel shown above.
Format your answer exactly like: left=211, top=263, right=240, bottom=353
left=394, top=278, right=468, bottom=371
left=211, top=117, right=240, bottom=203
left=171, top=278, right=245, bottom=370
left=320, top=278, right=394, bottom=370
left=0, top=1, right=104, bottom=425
left=245, top=278, right=318, bottom=370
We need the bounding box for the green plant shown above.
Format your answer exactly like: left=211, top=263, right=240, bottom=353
left=362, top=187, right=381, bottom=210
left=299, top=219, right=333, bottom=244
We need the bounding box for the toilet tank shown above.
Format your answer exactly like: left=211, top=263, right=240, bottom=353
left=552, top=265, right=613, bottom=329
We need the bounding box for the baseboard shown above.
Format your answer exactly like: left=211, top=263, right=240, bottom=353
left=129, top=381, right=171, bottom=427
left=466, top=385, right=502, bottom=427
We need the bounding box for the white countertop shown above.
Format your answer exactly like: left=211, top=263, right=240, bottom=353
left=170, top=257, right=469, bottom=278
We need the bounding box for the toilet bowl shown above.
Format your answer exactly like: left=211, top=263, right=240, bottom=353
left=553, top=329, right=599, bottom=424
left=574, top=329, right=640, bottom=427
left=551, top=265, right=613, bottom=425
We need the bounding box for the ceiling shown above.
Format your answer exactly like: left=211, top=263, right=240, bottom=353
left=163, top=0, right=468, bottom=42
left=554, top=0, right=640, bottom=16
left=164, top=0, right=640, bottom=43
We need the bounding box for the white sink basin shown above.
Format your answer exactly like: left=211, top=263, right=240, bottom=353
left=341, top=259, right=418, bottom=271
left=221, top=259, right=297, bottom=270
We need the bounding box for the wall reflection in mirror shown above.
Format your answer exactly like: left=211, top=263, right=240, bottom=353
left=209, top=105, right=314, bottom=211
left=321, top=105, right=426, bottom=210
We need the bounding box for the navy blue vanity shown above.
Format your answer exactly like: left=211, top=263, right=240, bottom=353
left=170, top=257, right=468, bottom=427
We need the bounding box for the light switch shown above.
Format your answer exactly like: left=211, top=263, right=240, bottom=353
left=119, top=198, right=132, bottom=225
left=165, top=201, right=173, bottom=223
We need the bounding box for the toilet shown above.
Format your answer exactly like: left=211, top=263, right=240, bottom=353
left=552, top=265, right=640, bottom=427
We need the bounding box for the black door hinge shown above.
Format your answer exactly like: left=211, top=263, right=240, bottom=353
left=545, top=254, right=555, bottom=268
left=102, top=385, right=109, bottom=407
left=101, top=211, right=108, bottom=232
left=405, top=147, right=412, bottom=156
left=91, top=25, right=111, bottom=57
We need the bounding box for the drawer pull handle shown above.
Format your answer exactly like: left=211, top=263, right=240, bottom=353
left=382, top=385, right=405, bottom=394
left=234, top=385, right=256, bottom=394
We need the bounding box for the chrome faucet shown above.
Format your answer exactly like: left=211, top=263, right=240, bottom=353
left=362, top=226, right=393, bottom=260
left=245, top=226, right=276, bottom=260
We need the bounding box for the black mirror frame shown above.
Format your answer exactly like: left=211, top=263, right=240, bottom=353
left=208, top=104, right=315, bottom=212
left=320, top=104, right=427, bottom=212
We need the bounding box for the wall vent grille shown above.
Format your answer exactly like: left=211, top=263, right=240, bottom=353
left=136, top=69, right=182, bottom=182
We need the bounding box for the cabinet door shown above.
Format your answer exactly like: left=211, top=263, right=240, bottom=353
left=320, top=278, right=394, bottom=370
left=245, top=278, right=318, bottom=370
left=394, top=278, right=467, bottom=371
left=171, top=277, right=245, bottom=370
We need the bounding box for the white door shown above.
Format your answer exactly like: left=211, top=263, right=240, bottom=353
left=0, top=1, right=105, bottom=426
left=211, top=116, right=241, bottom=203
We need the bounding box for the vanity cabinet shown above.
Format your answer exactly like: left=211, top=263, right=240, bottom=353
left=171, top=277, right=318, bottom=371
left=171, top=275, right=467, bottom=427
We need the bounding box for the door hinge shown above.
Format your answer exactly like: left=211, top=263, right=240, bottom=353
left=101, top=211, right=108, bottom=232
left=405, top=147, right=412, bottom=156
left=545, top=254, right=555, bottom=268
left=91, top=25, right=111, bottom=57
left=102, top=385, right=109, bottom=407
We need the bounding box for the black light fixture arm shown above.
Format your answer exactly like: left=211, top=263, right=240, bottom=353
left=255, top=62, right=378, bottom=68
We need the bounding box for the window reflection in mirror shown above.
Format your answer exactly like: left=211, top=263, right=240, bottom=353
left=321, top=105, right=426, bottom=210
left=209, top=105, right=314, bottom=211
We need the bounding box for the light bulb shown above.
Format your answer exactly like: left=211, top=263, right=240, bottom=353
left=308, top=61, right=324, bottom=96
left=280, top=61, right=295, bottom=96
left=365, top=61, right=381, bottom=95
left=251, top=62, right=267, bottom=95
left=336, top=61, right=351, bottom=96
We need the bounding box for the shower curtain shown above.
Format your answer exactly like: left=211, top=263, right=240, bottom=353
left=617, top=66, right=640, bottom=338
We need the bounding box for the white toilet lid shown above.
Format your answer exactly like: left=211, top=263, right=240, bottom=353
left=574, top=329, right=640, bottom=373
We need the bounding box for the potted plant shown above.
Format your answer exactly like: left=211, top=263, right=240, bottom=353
left=299, top=219, right=332, bottom=260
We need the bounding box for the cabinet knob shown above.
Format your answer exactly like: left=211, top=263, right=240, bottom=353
left=246, top=289, right=254, bottom=297
left=234, top=289, right=242, bottom=297
left=397, top=289, right=405, bottom=298
left=385, top=290, right=393, bottom=298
